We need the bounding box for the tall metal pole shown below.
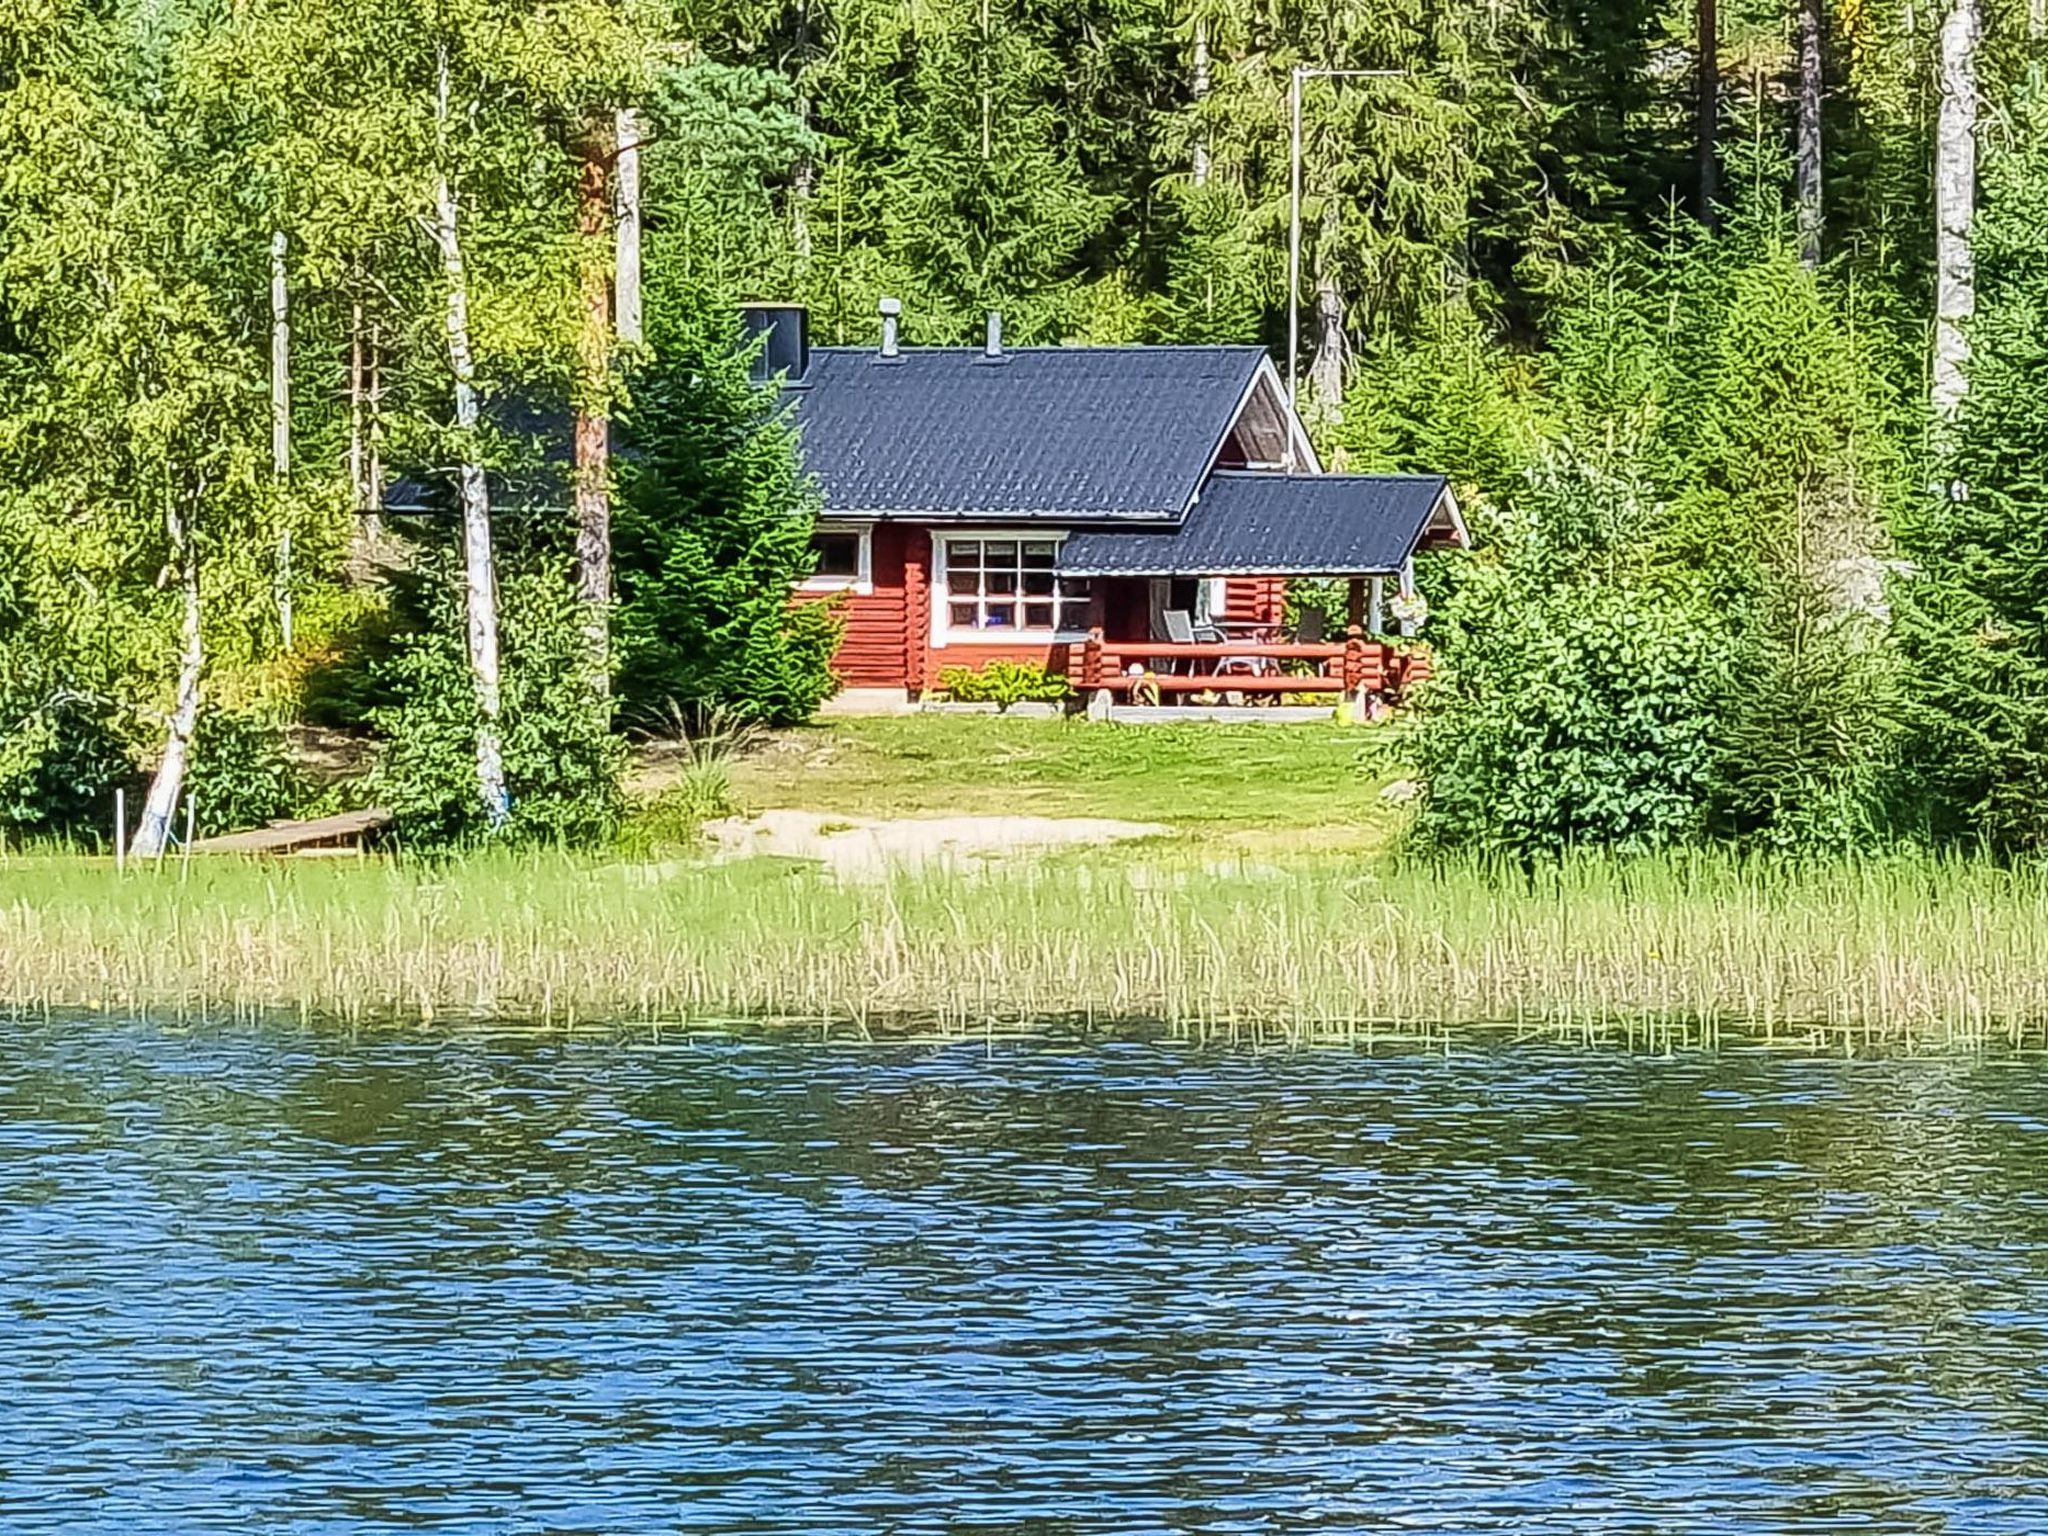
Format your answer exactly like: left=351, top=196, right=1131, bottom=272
left=1285, top=66, right=1405, bottom=471
left=1286, top=66, right=1303, bottom=454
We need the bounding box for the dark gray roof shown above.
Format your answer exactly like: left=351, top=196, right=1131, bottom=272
left=790, top=346, right=1267, bottom=520
left=1056, top=471, right=1451, bottom=577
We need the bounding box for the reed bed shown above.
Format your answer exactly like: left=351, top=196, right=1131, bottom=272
left=3, top=849, right=2047, bottom=1047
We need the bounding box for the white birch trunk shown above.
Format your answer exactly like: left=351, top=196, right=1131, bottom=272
left=1934, top=0, right=1979, bottom=423
left=132, top=495, right=202, bottom=861
left=1308, top=205, right=1347, bottom=420
left=271, top=230, right=293, bottom=650
left=614, top=107, right=643, bottom=346
left=431, top=52, right=510, bottom=827
left=1190, top=17, right=1211, bottom=187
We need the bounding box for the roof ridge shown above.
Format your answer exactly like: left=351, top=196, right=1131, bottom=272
left=807, top=343, right=1269, bottom=355
left=1207, top=468, right=1447, bottom=482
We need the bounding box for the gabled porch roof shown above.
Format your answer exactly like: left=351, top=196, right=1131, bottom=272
left=1055, top=471, right=1465, bottom=578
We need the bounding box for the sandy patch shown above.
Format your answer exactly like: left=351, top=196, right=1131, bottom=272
left=701, top=809, right=1170, bottom=877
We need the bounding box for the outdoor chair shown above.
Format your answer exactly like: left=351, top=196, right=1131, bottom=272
left=1160, top=608, right=1198, bottom=675
left=1293, top=608, right=1326, bottom=644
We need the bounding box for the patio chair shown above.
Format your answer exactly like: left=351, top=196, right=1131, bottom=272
left=1293, top=607, right=1326, bottom=644
left=1201, top=613, right=1272, bottom=682
left=1160, top=608, right=1198, bottom=675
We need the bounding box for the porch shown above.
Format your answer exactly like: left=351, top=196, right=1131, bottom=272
left=1051, top=471, right=1463, bottom=706
left=1070, top=621, right=1431, bottom=702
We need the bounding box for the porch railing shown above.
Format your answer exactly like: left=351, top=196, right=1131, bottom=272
left=1073, top=627, right=1430, bottom=698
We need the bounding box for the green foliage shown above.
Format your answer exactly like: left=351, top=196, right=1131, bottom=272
left=1153, top=183, right=1269, bottom=345
left=0, top=686, right=131, bottom=842
left=1336, top=306, right=1539, bottom=503
left=1417, top=532, right=1732, bottom=859
left=1707, top=583, right=1901, bottom=855
left=935, top=659, right=1072, bottom=709
left=613, top=301, right=842, bottom=729
left=189, top=710, right=306, bottom=835
left=370, top=566, right=626, bottom=851
left=1894, top=83, right=2048, bottom=853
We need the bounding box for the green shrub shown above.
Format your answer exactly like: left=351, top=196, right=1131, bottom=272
left=0, top=688, right=131, bottom=842
left=369, top=564, right=627, bottom=851
left=1416, top=558, right=1732, bottom=858
left=936, top=659, right=1072, bottom=709
left=188, top=709, right=304, bottom=835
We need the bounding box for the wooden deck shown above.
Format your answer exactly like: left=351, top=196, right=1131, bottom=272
left=1074, top=629, right=1430, bottom=699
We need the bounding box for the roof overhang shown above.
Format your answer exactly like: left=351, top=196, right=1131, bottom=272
left=1056, top=472, right=1462, bottom=578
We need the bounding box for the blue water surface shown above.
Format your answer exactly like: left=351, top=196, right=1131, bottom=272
left=2, top=1023, right=2046, bottom=1532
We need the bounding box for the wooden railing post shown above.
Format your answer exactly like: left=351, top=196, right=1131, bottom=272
left=1342, top=624, right=1365, bottom=694
left=1082, top=627, right=1104, bottom=692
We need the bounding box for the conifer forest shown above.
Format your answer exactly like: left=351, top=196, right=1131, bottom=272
left=4, top=0, right=2048, bottom=858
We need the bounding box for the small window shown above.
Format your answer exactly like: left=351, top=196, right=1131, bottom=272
left=812, top=532, right=861, bottom=578
left=802, top=525, right=871, bottom=592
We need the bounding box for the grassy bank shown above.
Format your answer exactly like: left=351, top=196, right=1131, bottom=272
left=672, top=717, right=1419, bottom=857
left=7, top=849, right=2048, bottom=1047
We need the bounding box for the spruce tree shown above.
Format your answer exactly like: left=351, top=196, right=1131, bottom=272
left=1896, top=84, right=2048, bottom=851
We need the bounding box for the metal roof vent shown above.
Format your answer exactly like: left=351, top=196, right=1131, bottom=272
left=981, top=310, right=1005, bottom=362
left=878, top=296, right=902, bottom=360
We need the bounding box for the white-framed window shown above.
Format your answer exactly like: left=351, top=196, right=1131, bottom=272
left=937, top=534, right=1092, bottom=642
left=801, top=523, right=873, bottom=594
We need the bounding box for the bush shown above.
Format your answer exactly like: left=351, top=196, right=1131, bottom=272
left=188, top=709, right=304, bottom=835
left=0, top=687, right=131, bottom=842
left=936, top=659, right=1071, bottom=709
left=369, top=564, right=627, bottom=851
left=1416, top=560, right=1733, bottom=859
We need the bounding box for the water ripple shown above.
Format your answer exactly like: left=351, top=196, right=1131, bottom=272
left=1, top=1028, right=2046, bottom=1530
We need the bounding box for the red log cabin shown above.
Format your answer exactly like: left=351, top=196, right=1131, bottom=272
left=757, top=301, right=1469, bottom=707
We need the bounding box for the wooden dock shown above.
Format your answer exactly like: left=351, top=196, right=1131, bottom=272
left=185, top=808, right=394, bottom=857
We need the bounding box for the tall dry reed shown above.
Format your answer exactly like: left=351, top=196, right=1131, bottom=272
left=2, top=850, right=2045, bottom=1046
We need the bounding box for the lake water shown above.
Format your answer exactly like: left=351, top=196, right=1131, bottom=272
left=4, top=1023, right=2048, bottom=1532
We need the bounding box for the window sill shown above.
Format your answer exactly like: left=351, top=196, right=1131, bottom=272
left=800, top=579, right=873, bottom=596
left=938, top=629, right=1092, bottom=646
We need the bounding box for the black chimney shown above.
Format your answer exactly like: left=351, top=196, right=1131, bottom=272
left=739, top=303, right=810, bottom=384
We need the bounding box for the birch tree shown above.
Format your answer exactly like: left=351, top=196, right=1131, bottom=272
left=1935, top=0, right=1980, bottom=422
left=428, top=49, right=512, bottom=827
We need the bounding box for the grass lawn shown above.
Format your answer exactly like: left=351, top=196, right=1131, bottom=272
left=711, top=715, right=1419, bottom=855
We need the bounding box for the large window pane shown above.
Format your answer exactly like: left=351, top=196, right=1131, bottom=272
left=943, top=537, right=1091, bottom=633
